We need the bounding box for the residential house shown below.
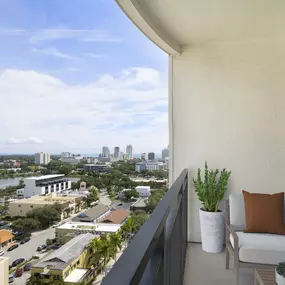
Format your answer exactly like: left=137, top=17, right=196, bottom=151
left=72, top=204, right=110, bottom=223
left=102, top=209, right=129, bottom=224
left=135, top=186, right=151, bottom=197
left=31, top=233, right=95, bottom=284
left=0, top=230, right=14, bottom=249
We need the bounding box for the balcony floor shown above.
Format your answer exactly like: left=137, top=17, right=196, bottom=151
left=184, top=243, right=254, bottom=285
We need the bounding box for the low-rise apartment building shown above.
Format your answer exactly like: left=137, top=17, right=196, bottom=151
left=83, top=164, right=109, bottom=172
left=21, top=174, right=71, bottom=198
left=31, top=233, right=95, bottom=284
left=135, top=161, right=165, bottom=172
left=9, top=193, right=82, bottom=218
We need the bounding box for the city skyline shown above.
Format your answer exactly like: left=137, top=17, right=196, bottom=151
left=0, top=0, right=168, bottom=154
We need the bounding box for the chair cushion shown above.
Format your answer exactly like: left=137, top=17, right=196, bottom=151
left=230, top=232, right=285, bottom=265
left=242, top=191, right=285, bottom=235
left=229, top=194, right=246, bottom=228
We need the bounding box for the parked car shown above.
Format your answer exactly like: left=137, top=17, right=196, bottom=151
left=11, top=258, right=25, bottom=267
left=20, top=237, right=30, bottom=244
left=51, top=244, right=61, bottom=250
left=9, top=274, right=14, bottom=283
left=0, top=250, right=4, bottom=256
left=7, top=244, right=19, bottom=251
left=14, top=268, right=23, bottom=277
left=36, top=244, right=47, bottom=252
left=23, top=263, right=32, bottom=271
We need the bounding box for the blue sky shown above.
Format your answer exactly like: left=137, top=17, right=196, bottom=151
left=0, top=0, right=168, bottom=154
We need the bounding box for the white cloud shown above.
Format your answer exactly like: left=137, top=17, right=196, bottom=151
left=6, top=137, right=43, bottom=145
left=0, top=28, right=121, bottom=44
left=32, top=47, right=73, bottom=59
left=0, top=68, right=168, bottom=153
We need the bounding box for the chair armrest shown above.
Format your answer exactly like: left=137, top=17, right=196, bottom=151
left=226, top=223, right=240, bottom=263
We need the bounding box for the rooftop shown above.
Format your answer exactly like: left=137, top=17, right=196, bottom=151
left=58, top=222, right=121, bottom=233
left=25, top=174, right=65, bottom=181
left=10, top=194, right=76, bottom=205
left=64, top=268, right=88, bottom=283
left=103, top=209, right=129, bottom=224
left=72, top=204, right=110, bottom=222
left=0, top=230, right=14, bottom=243
left=33, top=233, right=95, bottom=270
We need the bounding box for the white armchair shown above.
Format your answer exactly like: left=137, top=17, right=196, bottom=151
left=225, top=194, right=285, bottom=285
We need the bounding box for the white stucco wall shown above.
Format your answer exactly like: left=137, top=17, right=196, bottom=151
left=170, top=41, right=285, bottom=242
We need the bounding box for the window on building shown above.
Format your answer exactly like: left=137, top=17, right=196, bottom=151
left=30, top=205, right=33, bottom=208
left=18, top=205, right=21, bottom=207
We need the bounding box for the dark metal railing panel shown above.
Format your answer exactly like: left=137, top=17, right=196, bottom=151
left=101, top=169, right=188, bottom=285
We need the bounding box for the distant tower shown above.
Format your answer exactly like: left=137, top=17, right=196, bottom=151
left=161, top=148, right=169, bottom=159
left=114, top=147, right=120, bottom=159
left=126, top=145, right=133, bottom=160
left=35, top=152, right=50, bottom=165
left=141, top=153, right=146, bottom=160
left=148, top=152, right=155, bottom=160
left=102, top=146, right=110, bottom=158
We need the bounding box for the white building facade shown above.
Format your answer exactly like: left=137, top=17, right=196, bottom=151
left=22, top=174, right=71, bottom=198
left=135, top=186, right=151, bottom=197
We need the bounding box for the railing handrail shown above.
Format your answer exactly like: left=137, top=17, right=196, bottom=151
left=101, top=169, right=188, bottom=285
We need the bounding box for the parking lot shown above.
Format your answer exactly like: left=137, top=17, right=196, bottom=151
left=3, top=227, right=55, bottom=284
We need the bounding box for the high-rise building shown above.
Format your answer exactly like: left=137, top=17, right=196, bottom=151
left=43, top=153, right=50, bottom=165
left=114, top=147, right=120, bottom=159
left=61, top=152, right=72, bottom=158
left=35, top=152, right=50, bottom=165
left=102, top=146, right=110, bottom=158
left=148, top=152, right=155, bottom=160
left=141, top=153, right=146, bottom=160
left=126, top=145, right=133, bottom=160
left=162, top=148, right=169, bottom=159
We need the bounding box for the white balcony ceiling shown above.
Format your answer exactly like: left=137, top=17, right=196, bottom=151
left=117, top=0, right=285, bottom=53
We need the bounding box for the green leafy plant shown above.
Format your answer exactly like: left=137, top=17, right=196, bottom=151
left=193, top=162, right=231, bottom=212
left=277, top=262, right=285, bottom=277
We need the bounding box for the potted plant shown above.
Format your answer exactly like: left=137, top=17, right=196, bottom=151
left=276, top=262, right=285, bottom=285
left=193, top=162, right=231, bottom=253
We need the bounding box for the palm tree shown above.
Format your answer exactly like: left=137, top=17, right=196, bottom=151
left=109, top=232, right=123, bottom=261
left=26, top=275, right=44, bottom=285
left=88, top=237, right=103, bottom=268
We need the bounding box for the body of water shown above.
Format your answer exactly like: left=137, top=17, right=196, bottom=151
left=0, top=176, right=80, bottom=189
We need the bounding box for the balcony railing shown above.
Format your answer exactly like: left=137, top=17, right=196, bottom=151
left=101, top=169, right=188, bottom=285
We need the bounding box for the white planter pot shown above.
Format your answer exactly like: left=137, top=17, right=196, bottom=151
left=199, top=209, right=225, bottom=253
left=276, top=270, right=285, bottom=285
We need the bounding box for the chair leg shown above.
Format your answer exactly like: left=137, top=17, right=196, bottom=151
left=225, top=246, right=230, bottom=269
left=235, top=262, right=239, bottom=285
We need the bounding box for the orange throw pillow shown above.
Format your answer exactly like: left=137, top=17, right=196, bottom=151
left=242, top=191, right=285, bottom=235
